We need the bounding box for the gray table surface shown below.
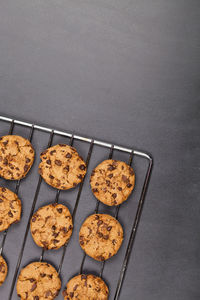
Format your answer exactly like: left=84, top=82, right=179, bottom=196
left=0, top=0, right=200, bottom=299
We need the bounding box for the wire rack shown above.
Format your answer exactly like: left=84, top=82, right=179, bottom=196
left=0, top=115, right=153, bottom=300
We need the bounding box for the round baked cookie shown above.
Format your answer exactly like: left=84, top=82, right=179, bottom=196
left=0, top=255, right=8, bottom=286
left=79, top=214, right=123, bottom=261
left=0, top=187, right=21, bottom=232
left=31, top=204, right=73, bottom=250
left=38, top=144, right=87, bottom=190
left=16, top=261, right=61, bottom=299
left=0, top=135, right=35, bottom=180
left=90, top=159, right=135, bottom=206
left=63, top=274, right=109, bottom=300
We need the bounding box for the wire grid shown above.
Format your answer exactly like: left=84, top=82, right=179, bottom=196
left=0, top=115, right=153, bottom=300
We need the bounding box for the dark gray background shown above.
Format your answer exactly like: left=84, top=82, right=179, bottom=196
left=0, top=0, right=200, bottom=299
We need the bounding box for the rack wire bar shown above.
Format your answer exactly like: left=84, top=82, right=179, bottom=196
left=100, top=150, right=134, bottom=279
left=40, top=136, right=74, bottom=263
left=114, top=157, right=153, bottom=300
left=0, top=122, right=34, bottom=257
left=58, top=140, right=94, bottom=274
left=8, top=130, right=54, bottom=300
left=0, top=115, right=153, bottom=300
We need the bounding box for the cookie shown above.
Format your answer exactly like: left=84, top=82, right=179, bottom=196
left=0, top=135, right=35, bottom=180
left=16, top=261, right=61, bottom=299
left=38, top=144, right=87, bottom=190
left=31, top=204, right=73, bottom=250
left=63, top=274, right=109, bottom=300
left=79, top=214, right=123, bottom=261
left=0, top=255, right=8, bottom=286
left=90, top=159, right=135, bottom=206
left=0, top=187, right=21, bottom=232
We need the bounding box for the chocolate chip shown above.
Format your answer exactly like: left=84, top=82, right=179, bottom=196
left=107, top=226, right=112, bottom=231
left=112, top=193, right=117, bottom=199
left=112, top=239, right=116, bottom=245
left=29, top=278, right=35, bottom=282
left=3, top=141, right=8, bottom=146
left=46, top=159, right=51, bottom=165
left=97, top=255, right=105, bottom=261
left=3, top=158, right=8, bottom=165
left=66, top=153, right=72, bottom=158
left=77, top=174, right=82, bottom=179
left=62, top=227, right=68, bottom=233
left=64, top=165, right=69, bottom=171
left=52, top=232, right=59, bottom=238
left=95, top=182, right=99, bottom=186
left=79, top=164, right=86, bottom=170
left=81, top=274, right=87, bottom=280
left=104, top=234, right=109, bottom=240
left=45, top=290, right=52, bottom=298
left=8, top=210, right=13, bottom=217
left=0, top=263, right=5, bottom=272
left=108, top=165, right=116, bottom=171
left=48, top=274, right=53, bottom=279
left=70, top=292, right=74, bottom=297
left=117, top=187, right=122, bottom=191
left=41, top=150, right=47, bottom=156
left=57, top=208, right=62, bottom=213
left=80, top=240, right=84, bottom=245
left=49, top=174, right=54, bottom=179
left=92, top=188, right=98, bottom=193
left=106, top=180, right=110, bottom=186
left=33, top=297, right=39, bottom=300
left=91, top=170, right=95, bottom=176
left=73, top=284, right=78, bottom=291
left=122, top=175, right=129, bottom=183
left=24, top=164, right=29, bottom=172
left=127, top=183, right=132, bottom=188
left=129, top=167, right=134, bottom=175
left=52, top=225, right=56, bottom=230
left=32, top=216, right=36, bottom=222
left=40, top=273, right=46, bottom=277
left=53, top=239, right=59, bottom=244
left=30, top=282, right=37, bottom=292
left=62, top=290, right=67, bottom=297
left=26, top=158, right=31, bottom=163
left=97, top=220, right=103, bottom=226
left=1, top=187, right=6, bottom=192
left=55, top=160, right=62, bottom=166
left=95, top=215, right=99, bottom=220
left=50, top=150, right=56, bottom=155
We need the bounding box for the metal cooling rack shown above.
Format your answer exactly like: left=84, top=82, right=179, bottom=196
left=0, top=115, right=153, bottom=300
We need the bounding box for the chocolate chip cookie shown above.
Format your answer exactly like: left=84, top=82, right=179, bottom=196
left=38, top=144, right=87, bottom=190
left=17, top=261, right=61, bottom=299
left=0, top=255, right=8, bottom=286
left=0, top=135, right=35, bottom=180
left=79, top=214, right=123, bottom=261
left=31, top=204, right=73, bottom=250
left=0, top=187, right=21, bottom=232
left=90, top=159, right=135, bottom=206
left=63, top=274, right=109, bottom=300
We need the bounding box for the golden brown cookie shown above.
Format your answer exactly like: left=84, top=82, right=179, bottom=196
left=38, top=144, right=87, bottom=190
left=63, top=274, right=109, bottom=300
left=0, top=255, right=8, bottom=286
left=0, top=135, right=35, bottom=180
left=0, top=187, right=21, bottom=232
left=16, top=261, right=61, bottom=299
left=31, top=204, right=73, bottom=250
left=90, top=159, right=135, bottom=206
left=79, top=214, right=123, bottom=261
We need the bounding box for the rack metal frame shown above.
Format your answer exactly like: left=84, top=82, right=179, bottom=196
left=0, top=115, right=153, bottom=300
